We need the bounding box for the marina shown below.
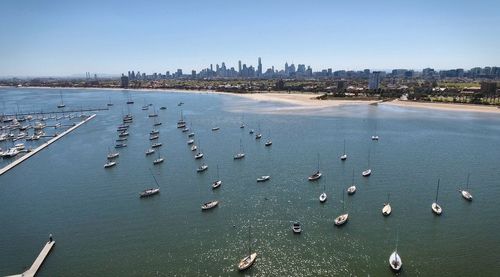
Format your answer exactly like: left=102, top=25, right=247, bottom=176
left=1, top=87, right=499, bottom=276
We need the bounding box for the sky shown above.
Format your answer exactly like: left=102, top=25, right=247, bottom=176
left=0, top=0, right=499, bottom=77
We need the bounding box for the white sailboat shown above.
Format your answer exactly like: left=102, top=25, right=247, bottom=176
left=201, top=200, right=219, bottom=210
left=389, top=232, right=402, bottom=272
left=234, top=139, right=245, bottom=159
left=256, top=175, right=270, bottom=182
left=107, top=147, right=119, bottom=159
left=238, top=224, right=257, bottom=271
left=371, top=121, right=379, bottom=140
left=459, top=173, right=473, bottom=201
left=145, top=148, right=155, bottom=155
left=104, top=160, right=116, bottom=168
left=197, top=164, right=208, bottom=172
left=212, top=164, right=222, bottom=189
left=292, top=222, right=302, bottom=234
left=140, top=169, right=160, bottom=198
left=432, top=179, right=443, bottom=215
left=340, top=139, right=347, bottom=161
left=308, top=153, right=322, bottom=181
left=194, top=139, right=204, bottom=159
left=265, top=130, right=272, bottom=146
left=347, top=169, right=356, bottom=195
left=362, top=151, right=372, bottom=177
left=382, top=193, right=392, bottom=216
left=153, top=151, right=164, bottom=165
left=334, top=190, right=349, bottom=226
left=57, top=91, right=65, bottom=108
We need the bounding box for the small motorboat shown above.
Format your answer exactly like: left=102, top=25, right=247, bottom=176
left=201, top=200, right=219, bottom=210
left=292, top=222, right=302, bottom=234
left=140, top=188, right=160, bottom=198
left=197, top=164, right=208, bottom=172
left=256, top=176, right=270, bottom=182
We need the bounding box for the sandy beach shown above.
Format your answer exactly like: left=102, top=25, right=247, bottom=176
left=383, top=99, right=500, bottom=114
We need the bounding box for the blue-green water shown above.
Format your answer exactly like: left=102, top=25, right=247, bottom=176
left=1, top=88, right=499, bottom=276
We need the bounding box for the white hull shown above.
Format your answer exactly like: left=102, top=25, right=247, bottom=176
left=347, top=186, right=356, bottom=195
left=432, top=202, right=442, bottom=215
left=308, top=172, right=322, bottom=181
left=256, top=176, right=270, bottom=182
left=362, top=169, right=371, bottom=177
left=340, top=154, right=347, bottom=160
left=201, top=200, right=219, bottom=210
left=460, top=190, right=473, bottom=201
left=334, top=213, right=349, bottom=226
left=212, top=180, right=222, bottom=189
left=389, top=251, right=402, bottom=272
left=238, top=253, right=257, bottom=271
left=319, top=193, right=327, bottom=203
left=382, top=204, right=392, bottom=216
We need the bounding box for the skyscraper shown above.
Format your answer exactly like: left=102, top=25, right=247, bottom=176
left=368, top=71, right=382, bottom=90
left=238, top=60, right=242, bottom=76
left=257, top=57, right=262, bottom=77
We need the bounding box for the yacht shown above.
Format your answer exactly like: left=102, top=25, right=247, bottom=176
left=234, top=139, right=245, bottom=159
left=115, top=143, right=127, bottom=148
left=257, top=175, right=270, bottom=182
left=140, top=188, right=160, bottom=198
left=197, top=164, right=208, bottom=172
left=237, top=225, right=257, bottom=271
left=107, top=148, right=119, bottom=159
left=149, top=135, right=159, bottom=140
left=212, top=165, right=222, bottom=189
left=151, top=142, right=162, bottom=148
left=201, top=200, right=219, bottom=210
left=150, top=129, right=159, bottom=135
left=194, top=152, right=204, bottom=159
left=334, top=191, right=349, bottom=226
left=153, top=154, right=164, bottom=165
left=57, top=92, right=65, bottom=108
left=187, top=139, right=194, bottom=145
left=145, top=148, right=155, bottom=155
left=362, top=151, right=372, bottom=177
left=340, top=139, right=347, bottom=160
left=459, top=173, right=473, bottom=201
left=382, top=193, right=392, bottom=216
left=104, top=161, right=116, bottom=168
left=432, top=179, right=443, bottom=215
left=190, top=145, right=197, bottom=151
left=389, top=250, right=402, bottom=272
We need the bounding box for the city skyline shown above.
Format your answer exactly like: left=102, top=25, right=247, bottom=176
left=1, top=0, right=500, bottom=76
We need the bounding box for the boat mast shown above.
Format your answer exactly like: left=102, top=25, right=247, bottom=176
left=436, top=179, right=440, bottom=203
left=248, top=223, right=251, bottom=255
left=466, top=173, right=470, bottom=190
left=149, top=168, right=160, bottom=188
left=342, top=190, right=345, bottom=212
left=351, top=169, right=355, bottom=185
left=317, top=153, right=320, bottom=172
left=216, top=164, right=220, bottom=179
left=343, top=139, right=346, bottom=155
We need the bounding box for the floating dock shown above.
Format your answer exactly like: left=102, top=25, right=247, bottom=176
left=0, top=114, right=96, bottom=176
left=4, top=240, right=55, bottom=277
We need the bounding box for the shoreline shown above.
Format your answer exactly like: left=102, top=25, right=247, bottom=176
left=383, top=99, right=500, bottom=114
left=2, top=85, right=499, bottom=114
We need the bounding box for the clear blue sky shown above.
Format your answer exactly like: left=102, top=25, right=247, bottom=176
left=1, top=0, right=499, bottom=77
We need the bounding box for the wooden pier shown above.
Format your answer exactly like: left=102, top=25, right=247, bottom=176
left=4, top=240, right=55, bottom=277
left=0, top=114, right=96, bottom=176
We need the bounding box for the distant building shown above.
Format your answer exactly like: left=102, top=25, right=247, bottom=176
left=120, top=74, right=129, bottom=88
left=481, top=82, right=498, bottom=94
left=369, top=71, right=382, bottom=90
left=191, top=70, right=197, bottom=78
left=257, top=57, right=262, bottom=77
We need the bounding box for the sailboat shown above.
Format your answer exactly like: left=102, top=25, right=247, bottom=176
left=256, top=175, right=270, bottom=182
left=190, top=144, right=197, bottom=151
left=153, top=150, right=164, bottom=165
left=334, top=190, right=349, bottom=226
left=389, top=232, right=402, bottom=272
left=148, top=106, right=158, bottom=117
left=177, top=111, right=186, bottom=128
left=145, top=148, right=155, bottom=155
left=188, top=123, right=195, bottom=137
left=459, top=173, right=473, bottom=201
left=347, top=169, right=356, bottom=195
left=126, top=94, right=134, bottom=104
left=382, top=193, right=392, bottom=216
left=371, top=121, right=379, bottom=140
left=265, top=129, right=272, bottom=146
left=107, top=97, right=113, bottom=106
left=362, top=150, right=372, bottom=177
left=255, top=123, right=262, bottom=139
left=308, top=153, right=322, bottom=181
left=431, top=179, right=443, bottom=215
left=140, top=169, right=160, bottom=198
left=237, top=224, right=257, bottom=271
left=319, top=183, right=327, bottom=203
left=57, top=91, right=65, bottom=108
left=234, top=139, right=245, bottom=159
left=212, top=164, right=222, bottom=189
left=104, top=160, right=116, bottom=168
left=197, top=163, right=208, bottom=172
left=340, top=139, right=347, bottom=161
left=107, top=147, right=119, bottom=159
left=153, top=117, right=162, bottom=126
left=194, top=139, right=204, bottom=159
left=201, top=200, right=219, bottom=210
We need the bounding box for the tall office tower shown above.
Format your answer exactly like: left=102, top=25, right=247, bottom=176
left=285, top=62, right=289, bottom=76
left=257, top=57, right=262, bottom=77
left=368, top=71, right=382, bottom=90
left=238, top=60, right=242, bottom=76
